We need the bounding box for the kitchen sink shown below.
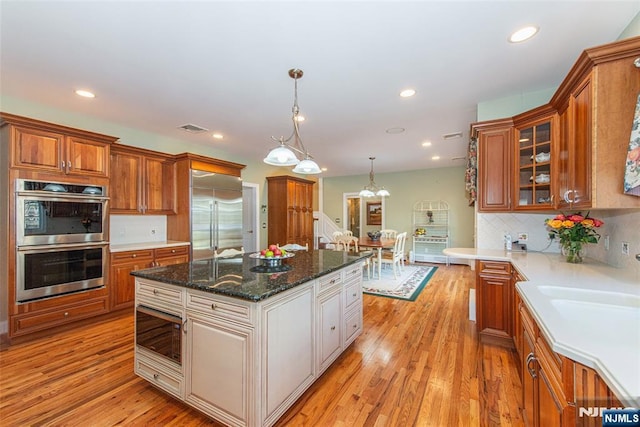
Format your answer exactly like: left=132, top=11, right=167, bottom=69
left=537, top=285, right=640, bottom=308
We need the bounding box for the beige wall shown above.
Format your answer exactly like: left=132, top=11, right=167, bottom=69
left=322, top=166, right=475, bottom=249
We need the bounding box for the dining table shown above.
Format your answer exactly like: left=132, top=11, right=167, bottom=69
left=356, top=237, right=395, bottom=280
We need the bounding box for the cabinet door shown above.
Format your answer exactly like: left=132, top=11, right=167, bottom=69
left=514, top=118, right=555, bottom=210
left=522, top=328, right=537, bottom=427
left=65, top=136, right=109, bottom=177
left=559, top=75, right=592, bottom=209
left=476, top=261, right=512, bottom=343
left=477, top=274, right=511, bottom=337
left=186, top=311, right=252, bottom=426
left=317, top=288, right=342, bottom=373
left=561, top=77, right=593, bottom=208
left=110, top=150, right=143, bottom=213
left=477, top=126, right=512, bottom=211
left=263, top=285, right=314, bottom=422
left=144, top=156, right=176, bottom=214
left=110, top=250, right=154, bottom=310
left=11, top=126, right=64, bottom=172
left=537, top=368, right=563, bottom=427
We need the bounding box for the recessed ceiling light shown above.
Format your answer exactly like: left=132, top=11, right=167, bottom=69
left=212, top=133, right=224, bottom=140
left=75, top=89, right=95, bottom=98
left=431, top=155, right=440, bottom=160
left=422, top=141, right=432, bottom=147
left=509, top=26, right=539, bottom=43
left=385, top=127, right=405, bottom=134
left=400, top=89, right=416, bottom=98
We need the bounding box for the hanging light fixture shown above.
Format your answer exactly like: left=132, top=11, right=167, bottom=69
left=359, top=157, right=390, bottom=197
left=263, top=68, right=321, bottom=174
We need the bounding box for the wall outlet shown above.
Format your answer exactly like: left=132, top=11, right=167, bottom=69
left=517, top=232, right=529, bottom=242
left=604, top=235, right=610, bottom=251
left=622, top=242, right=630, bottom=255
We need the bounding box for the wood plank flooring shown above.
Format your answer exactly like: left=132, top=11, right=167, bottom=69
left=0, top=264, right=524, bottom=426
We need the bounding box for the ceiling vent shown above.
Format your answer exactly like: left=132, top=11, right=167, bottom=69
left=178, top=123, right=209, bottom=133
left=442, top=131, right=463, bottom=140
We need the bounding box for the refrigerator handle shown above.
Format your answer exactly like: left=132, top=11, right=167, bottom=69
left=214, top=200, right=219, bottom=250
left=209, top=201, right=214, bottom=250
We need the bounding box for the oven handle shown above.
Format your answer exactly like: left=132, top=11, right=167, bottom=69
left=137, top=305, right=182, bottom=325
left=16, top=191, right=109, bottom=201
left=17, top=241, right=109, bottom=252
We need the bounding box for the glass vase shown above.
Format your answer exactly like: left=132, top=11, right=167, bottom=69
left=561, top=241, right=586, bottom=264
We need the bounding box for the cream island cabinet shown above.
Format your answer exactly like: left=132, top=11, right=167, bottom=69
left=132, top=250, right=368, bottom=427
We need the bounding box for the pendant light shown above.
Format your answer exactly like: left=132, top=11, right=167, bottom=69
left=264, top=69, right=321, bottom=174
left=359, top=157, right=390, bottom=197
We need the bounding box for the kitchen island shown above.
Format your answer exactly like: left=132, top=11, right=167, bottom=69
left=131, top=250, right=370, bottom=427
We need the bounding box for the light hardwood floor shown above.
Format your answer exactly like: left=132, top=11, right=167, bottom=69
left=0, top=264, right=524, bottom=426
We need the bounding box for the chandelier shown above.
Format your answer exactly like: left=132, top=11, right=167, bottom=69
left=263, top=68, right=321, bottom=174
left=359, top=157, right=390, bottom=197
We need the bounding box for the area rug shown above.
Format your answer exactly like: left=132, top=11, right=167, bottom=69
left=362, top=265, right=437, bottom=301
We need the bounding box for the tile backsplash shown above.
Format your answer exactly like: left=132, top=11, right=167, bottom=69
left=476, top=209, right=640, bottom=279
left=109, top=215, right=167, bottom=245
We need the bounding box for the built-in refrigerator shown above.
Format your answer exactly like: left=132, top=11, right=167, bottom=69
left=190, top=171, right=243, bottom=260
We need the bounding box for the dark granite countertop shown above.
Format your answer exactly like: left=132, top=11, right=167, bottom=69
left=131, top=249, right=371, bottom=302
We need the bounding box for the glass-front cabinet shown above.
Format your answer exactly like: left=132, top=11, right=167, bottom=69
left=514, top=111, right=556, bottom=210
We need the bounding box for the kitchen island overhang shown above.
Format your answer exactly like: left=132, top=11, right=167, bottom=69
left=131, top=249, right=371, bottom=427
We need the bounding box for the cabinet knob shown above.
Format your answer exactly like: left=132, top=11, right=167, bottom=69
left=352, top=293, right=357, bottom=297
left=132, top=254, right=137, bottom=258
left=330, top=326, right=336, bottom=331
left=64, top=312, right=69, bottom=317
left=68, top=161, right=72, bottom=170
left=153, top=289, right=158, bottom=295
left=353, top=324, right=358, bottom=329
left=171, top=249, right=176, bottom=253
left=211, top=303, right=217, bottom=310
left=153, top=374, right=159, bottom=380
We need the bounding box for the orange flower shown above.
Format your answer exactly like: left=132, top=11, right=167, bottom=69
left=545, top=211, right=603, bottom=246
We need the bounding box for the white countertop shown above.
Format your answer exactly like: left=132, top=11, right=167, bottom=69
left=444, top=248, right=640, bottom=407
left=109, top=240, right=190, bottom=253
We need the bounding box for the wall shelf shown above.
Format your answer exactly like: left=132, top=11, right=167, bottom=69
left=411, top=200, right=449, bottom=265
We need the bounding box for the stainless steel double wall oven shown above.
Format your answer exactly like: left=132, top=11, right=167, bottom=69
left=15, top=179, right=109, bottom=302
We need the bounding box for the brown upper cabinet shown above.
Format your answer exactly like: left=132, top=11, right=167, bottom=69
left=267, top=175, right=315, bottom=248
left=473, top=36, right=640, bottom=212
left=472, top=119, right=513, bottom=211
left=110, top=144, right=177, bottom=215
left=1, top=112, right=116, bottom=178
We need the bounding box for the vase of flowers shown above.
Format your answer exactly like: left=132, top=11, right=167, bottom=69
left=544, top=212, right=604, bottom=264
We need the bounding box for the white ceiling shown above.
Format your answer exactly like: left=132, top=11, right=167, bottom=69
left=1, top=1, right=638, bottom=177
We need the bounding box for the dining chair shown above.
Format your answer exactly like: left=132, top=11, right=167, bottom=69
left=214, top=247, right=245, bottom=258
left=278, top=243, right=309, bottom=251
left=372, top=232, right=405, bottom=279
left=379, top=229, right=397, bottom=239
